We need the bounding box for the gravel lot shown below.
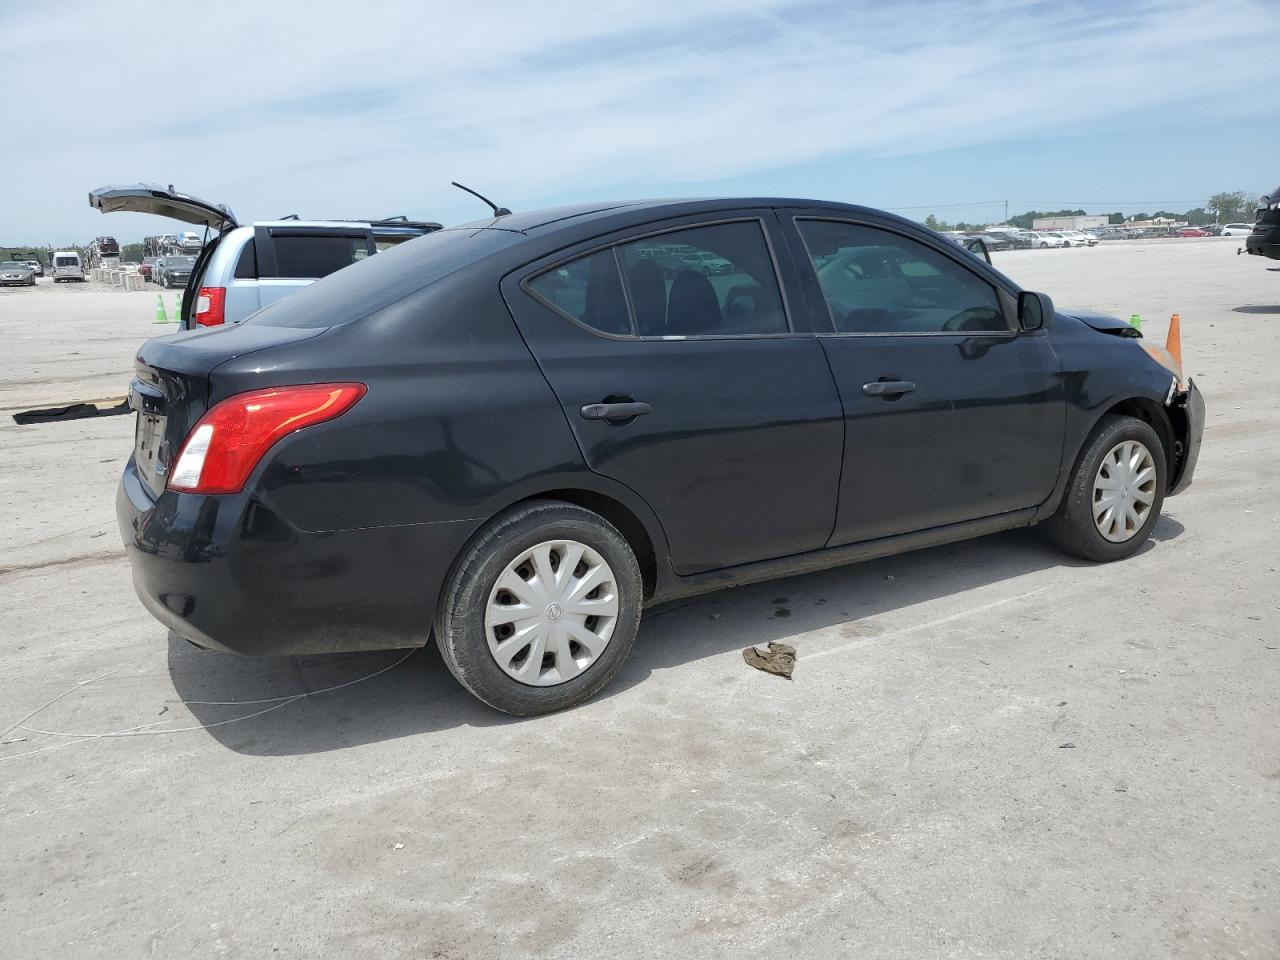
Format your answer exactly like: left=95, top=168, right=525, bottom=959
left=2, top=240, right=1277, bottom=959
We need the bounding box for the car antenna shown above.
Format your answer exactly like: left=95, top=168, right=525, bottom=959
left=450, top=182, right=511, bottom=218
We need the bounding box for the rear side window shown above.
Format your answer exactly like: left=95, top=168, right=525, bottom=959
left=271, top=235, right=371, bottom=279
left=234, top=239, right=257, bottom=279
left=618, top=222, right=787, bottom=337
left=526, top=249, right=630, bottom=335
left=526, top=219, right=789, bottom=339
left=797, top=220, right=1007, bottom=334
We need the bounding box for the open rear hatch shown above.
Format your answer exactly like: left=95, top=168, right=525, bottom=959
left=91, top=184, right=240, bottom=328
left=128, top=324, right=326, bottom=497
left=89, top=184, right=238, bottom=229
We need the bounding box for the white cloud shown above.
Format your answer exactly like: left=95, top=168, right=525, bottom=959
left=1, top=0, right=1277, bottom=241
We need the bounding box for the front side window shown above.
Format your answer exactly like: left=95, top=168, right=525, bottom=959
left=617, top=221, right=787, bottom=337
left=798, top=220, right=1007, bottom=334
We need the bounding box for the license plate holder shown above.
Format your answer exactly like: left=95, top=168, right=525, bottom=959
left=134, top=412, right=167, bottom=495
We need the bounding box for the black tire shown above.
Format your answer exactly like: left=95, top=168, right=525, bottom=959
left=435, top=500, right=643, bottom=715
left=1046, top=415, right=1167, bottom=562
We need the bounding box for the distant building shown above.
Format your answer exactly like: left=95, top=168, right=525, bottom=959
left=1032, top=215, right=1108, bottom=230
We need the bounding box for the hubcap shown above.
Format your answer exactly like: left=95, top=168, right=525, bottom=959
left=1092, top=440, right=1157, bottom=543
left=484, top=540, right=619, bottom=687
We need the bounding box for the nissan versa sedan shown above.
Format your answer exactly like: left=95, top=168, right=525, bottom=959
left=118, top=198, right=1204, bottom=715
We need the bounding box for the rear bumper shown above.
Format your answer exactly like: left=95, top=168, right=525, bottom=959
left=116, top=459, right=478, bottom=655
left=1167, top=379, right=1204, bottom=497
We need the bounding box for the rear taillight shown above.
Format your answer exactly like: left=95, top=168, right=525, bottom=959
left=167, top=383, right=366, bottom=495
left=194, top=286, right=226, bottom=327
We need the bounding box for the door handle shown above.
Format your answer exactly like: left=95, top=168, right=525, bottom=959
left=862, top=380, right=916, bottom=398
left=580, top=401, right=652, bottom=421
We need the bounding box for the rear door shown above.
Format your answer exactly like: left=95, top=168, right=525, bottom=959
left=253, top=226, right=376, bottom=310
left=782, top=211, right=1065, bottom=546
left=503, top=212, right=845, bottom=575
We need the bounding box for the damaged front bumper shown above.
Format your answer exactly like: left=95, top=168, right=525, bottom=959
left=1166, top=378, right=1204, bottom=497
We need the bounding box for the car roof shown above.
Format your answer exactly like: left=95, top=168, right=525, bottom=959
left=446, top=197, right=924, bottom=236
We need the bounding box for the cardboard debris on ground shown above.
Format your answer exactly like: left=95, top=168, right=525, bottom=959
left=742, top=642, right=796, bottom=680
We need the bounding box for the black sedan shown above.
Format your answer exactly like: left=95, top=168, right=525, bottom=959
left=118, top=198, right=1204, bottom=715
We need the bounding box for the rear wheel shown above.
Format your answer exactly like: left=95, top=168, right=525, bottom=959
left=435, top=500, right=643, bottom=715
left=1047, top=415, right=1167, bottom=562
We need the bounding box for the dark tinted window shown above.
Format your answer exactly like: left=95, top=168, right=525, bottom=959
left=798, top=220, right=1006, bottom=334
left=527, top=249, right=630, bottom=335
left=234, top=239, right=257, bottom=279
left=271, top=234, right=371, bottom=279
left=618, top=221, right=787, bottom=336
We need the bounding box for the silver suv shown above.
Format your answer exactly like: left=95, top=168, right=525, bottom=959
left=90, top=184, right=441, bottom=329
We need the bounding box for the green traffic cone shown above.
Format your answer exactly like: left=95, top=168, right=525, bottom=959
left=1129, top=313, right=1141, bottom=330
left=174, top=291, right=183, bottom=319
left=154, top=294, right=169, bottom=324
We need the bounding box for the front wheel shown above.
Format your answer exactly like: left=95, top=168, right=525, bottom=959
left=435, top=500, right=643, bottom=715
left=1039, top=242, right=1048, bottom=248
left=1046, top=415, right=1167, bottom=562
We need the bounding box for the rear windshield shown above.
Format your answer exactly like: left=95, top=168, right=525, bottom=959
left=55, top=256, right=78, bottom=267
left=250, top=228, right=520, bottom=329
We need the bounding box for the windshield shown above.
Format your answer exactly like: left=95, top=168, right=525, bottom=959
left=55, top=256, right=78, bottom=266
left=1, top=261, right=28, bottom=270
left=166, top=256, right=195, bottom=267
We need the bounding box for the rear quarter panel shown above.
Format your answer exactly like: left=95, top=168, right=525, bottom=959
left=210, top=274, right=598, bottom=534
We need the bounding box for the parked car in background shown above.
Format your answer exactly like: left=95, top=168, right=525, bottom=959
left=1245, top=187, right=1280, bottom=259
left=0, top=261, right=36, bottom=286
left=1033, top=232, right=1068, bottom=248
left=25, top=259, right=44, bottom=277
left=677, top=249, right=734, bottom=274
left=965, top=233, right=1007, bottom=251
left=51, top=250, right=84, bottom=282
left=91, top=183, right=442, bottom=328
left=117, top=196, right=1203, bottom=715
left=139, top=256, right=160, bottom=281
left=156, top=254, right=197, bottom=287
left=986, top=229, right=1037, bottom=249
left=1222, top=223, right=1254, bottom=237
left=1176, top=227, right=1208, bottom=238
left=1197, top=224, right=1223, bottom=236
left=1058, top=231, right=1095, bottom=247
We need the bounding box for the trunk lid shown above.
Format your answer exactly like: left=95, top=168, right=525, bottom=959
left=128, top=324, right=326, bottom=496
left=89, top=183, right=238, bottom=229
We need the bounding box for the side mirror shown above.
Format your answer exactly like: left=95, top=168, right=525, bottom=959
left=964, top=237, right=992, bottom=264
left=1018, top=290, right=1054, bottom=332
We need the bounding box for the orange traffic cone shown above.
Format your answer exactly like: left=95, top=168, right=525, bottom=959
left=1165, top=313, right=1183, bottom=375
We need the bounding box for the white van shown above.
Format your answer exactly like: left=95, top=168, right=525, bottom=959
left=52, top=251, right=85, bottom=282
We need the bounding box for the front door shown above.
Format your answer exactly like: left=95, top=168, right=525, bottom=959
left=503, top=215, right=845, bottom=575
left=784, top=215, right=1066, bottom=546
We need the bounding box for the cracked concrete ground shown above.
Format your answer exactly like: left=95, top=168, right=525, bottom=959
left=1, top=242, right=1278, bottom=959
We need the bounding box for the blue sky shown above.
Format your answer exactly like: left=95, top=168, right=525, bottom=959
left=2, top=0, right=1278, bottom=244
